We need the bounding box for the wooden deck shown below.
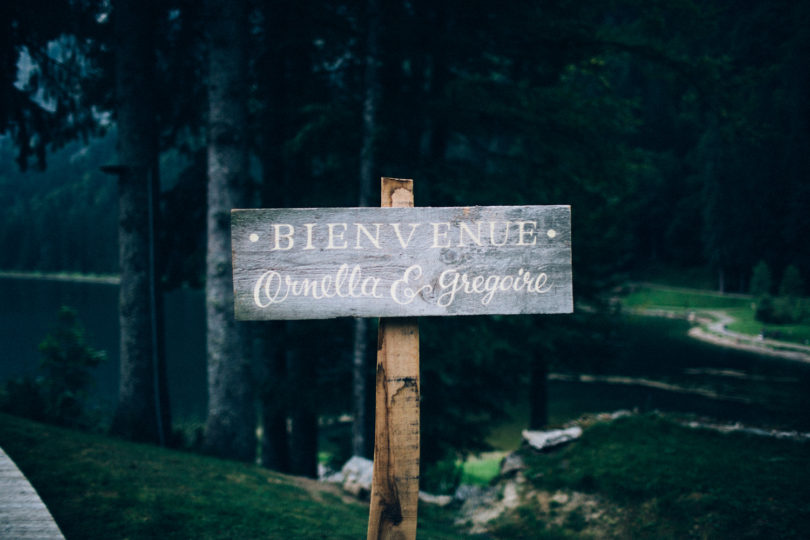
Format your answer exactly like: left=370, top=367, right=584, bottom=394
left=0, top=447, right=64, bottom=539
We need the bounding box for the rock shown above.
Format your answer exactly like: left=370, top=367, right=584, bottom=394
left=418, top=491, right=453, bottom=506
left=341, top=456, right=373, bottom=498
left=454, top=480, right=524, bottom=534
left=318, top=463, right=342, bottom=484
left=320, top=456, right=374, bottom=499
left=499, top=452, right=526, bottom=477
left=522, top=426, right=582, bottom=452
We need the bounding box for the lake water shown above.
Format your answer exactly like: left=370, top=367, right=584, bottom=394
left=2, top=277, right=809, bottom=433
left=0, top=277, right=206, bottom=422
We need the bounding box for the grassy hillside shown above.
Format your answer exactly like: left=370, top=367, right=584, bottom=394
left=0, top=414, right=463, bottom=539
left=2, top=412, right=809, bottom=538
left=490, top=414, right=810, bottom=539
left=621, top=283, right=810, bottom=344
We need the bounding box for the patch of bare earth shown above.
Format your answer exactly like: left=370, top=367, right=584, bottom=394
left=455, top=469, right=627, bottom=537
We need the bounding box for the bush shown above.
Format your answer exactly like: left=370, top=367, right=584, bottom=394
left=0, top=306, right=106, bottom=429
left=779, top=264, right=805, bottom=297
left=755, top=295, right=804, bottom=325
left=421, top=451, right=463, bottom=495
left=750, top=260, right=773, bottom=297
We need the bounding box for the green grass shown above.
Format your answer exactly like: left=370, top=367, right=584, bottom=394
left=621, top=284, right=810, bottom=345
left=5, top=412, right=809, bottom=539
left=460, top=453, right=504, bottom=486
left=0, top=414, right=464, bottom=539
left=621, top=284, right=750, bottom=311
left=493, top=414, right=810, bottom=539
left=726, top=308, right=810, bottom=344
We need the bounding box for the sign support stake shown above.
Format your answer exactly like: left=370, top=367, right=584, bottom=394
left=367, top=178, right=420, bottom=540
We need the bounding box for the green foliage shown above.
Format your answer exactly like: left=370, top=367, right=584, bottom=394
left=460, top=454, right=503, bottom=486
left=756, top=295, right=807, bottom=326
left=420, top=316, right=523, bottom=465
left=621, top=284, right=750, bottom=310
left=421, top=450, right=463, bottom=495
left=0, top=306, right=106, bottom=429
left=519, top=414, right=810, bottom=539
left=0, top=134, right=118, bottom=274
left=779, top=264, right=805, bottom=298
left=755, top=265, right=808, bottom=324
left=37, top=306, right=106, bottom=426
left=750, top=260, right=773, bottom=297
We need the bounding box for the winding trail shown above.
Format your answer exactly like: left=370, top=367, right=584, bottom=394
left=636, top=307, right=810, bottom=364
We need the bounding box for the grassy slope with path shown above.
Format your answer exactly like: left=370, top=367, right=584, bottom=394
left=0, top=414, right=464, bottom=539
left=5, top=411, right=809, bottom=539
left=620, top=283, right=810, bottom=357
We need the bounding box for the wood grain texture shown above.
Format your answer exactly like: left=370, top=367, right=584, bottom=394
left=367, top=318, right=420, bottom=539
left=232, top=204, right=572, bottom=320
left=368, top=178, right=419, bottom=540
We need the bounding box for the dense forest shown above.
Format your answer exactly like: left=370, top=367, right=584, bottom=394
left=2, top=0, right=809, bottom=477
left=4, top=1, right=809, bottom=289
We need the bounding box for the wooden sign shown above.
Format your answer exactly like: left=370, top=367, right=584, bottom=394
left=232, top=205, right=572, bottom=320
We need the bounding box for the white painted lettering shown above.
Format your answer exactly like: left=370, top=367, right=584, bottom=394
left=272, top=224, right=295, bottom=250
left=431, top=222, right=451, bottom=248
left=326, top=223, right=348, bottom=249
left=355, top=223, right=382, bottom=250
left=303, top=223, right=316, bottom=250
left=391, top=223, right=421, bottom=249
left=515, top=221, right=538, bottom=246
left=458, top=221, right=483, bottom=247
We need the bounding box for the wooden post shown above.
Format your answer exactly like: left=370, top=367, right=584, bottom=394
left=367, top=178, right=420, bottom=540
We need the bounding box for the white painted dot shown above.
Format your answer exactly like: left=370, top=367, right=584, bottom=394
left=547, top=229, right=557, bottom=239
left=249, top=233, right=259, bottom=243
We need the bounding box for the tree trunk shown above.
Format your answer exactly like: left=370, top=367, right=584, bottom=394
left=528, top=351, right=549, bottom=430
left=203, top=0, right=255, bottom=461
left=287, top=340, right=318, bottom=478
left=260, top=321, right=289, bottom=472
left=255, top=1, right=293, bottom=471
left=109, top=0, right=170, bottom=445
left=351, top=317, right=370, bottom=457
left=351, top=0, right=383, bottom=459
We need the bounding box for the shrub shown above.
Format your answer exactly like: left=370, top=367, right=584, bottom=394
left=750, top=260, right=773, bottom=297
left=755, top=295, right=803, bottom=325
left=778, top=264, right=805, bottom=298
left=0, top=306, right=106, bottom=429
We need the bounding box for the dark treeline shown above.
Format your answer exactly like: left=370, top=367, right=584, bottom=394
left=4, top=1, right=809, bottom=290
left=2, top=0, right=809, bottom=477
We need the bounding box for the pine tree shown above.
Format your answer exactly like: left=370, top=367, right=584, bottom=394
left=203, top=0, right=255, bottom=461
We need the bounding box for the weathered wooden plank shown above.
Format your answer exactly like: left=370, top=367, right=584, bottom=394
left=367, top=177, right=419, bottom=540
left=0, top=447, right=65, bottom=539
left=232, top=204, right=572, bottom=320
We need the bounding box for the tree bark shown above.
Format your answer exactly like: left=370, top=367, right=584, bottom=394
left=109, top=0, right=170, bottom=445
left=528, top=351, right=549, bottom=430
left=255, top=1, right=294, bottom=471
left=352, top=0, right=383, bottom=459
left=260, top=321, right=289, bottom=472
left=287, top=339, right=318, bottom=478
left=203, top=0, right=255, bottom=461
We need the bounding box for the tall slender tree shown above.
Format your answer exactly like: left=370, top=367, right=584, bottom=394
left=350, top=0, right=383, bottom=460
left=109, top=0, right=171, bottom=445
left=203, top=0, right=255, bottom=461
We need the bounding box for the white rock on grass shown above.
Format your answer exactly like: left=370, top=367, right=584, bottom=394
left=522, top=426, right=583, bottom=452
left=342, top=456, right=374, bottom=497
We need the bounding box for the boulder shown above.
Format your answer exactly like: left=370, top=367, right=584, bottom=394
left=522, top=426, right=582, bottom=452
left=339, top=455, right=374, bottom=499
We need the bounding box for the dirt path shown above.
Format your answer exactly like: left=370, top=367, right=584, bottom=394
left=635, top=307, right=810, bottom=364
